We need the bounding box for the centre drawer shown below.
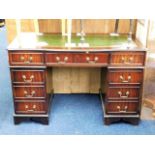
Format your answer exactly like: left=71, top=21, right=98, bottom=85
left=46, top=53, right=73, bottom=64
left=13, top=86, right=46, bottom=99
left=11, top=70, right=46, bottom=84
left=74, top=53, right=109, bottom=64
left=9, top=52, right=44, bottom=66
left=110, top=52, right=145, bottom=66
left=107, top=86, right=140, bottom=100
left=15, top=101, right=47, bottom=114
left=108, top=69, right=143, bottom=84
left=106, top=101, right=138, bottom=114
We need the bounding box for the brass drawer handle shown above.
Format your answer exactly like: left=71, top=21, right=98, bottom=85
left=86, top=56, right=98, bottom=63
left=118, top=91, right=130, bottom=98
left=24, top=90, right=36, bottom=97
left=119, top=75, right=131, bottom=83
left=20, top=56, right=33, bottom=64
left=56, top=56, right=68, bottom=63
left=25, top=56, right=33, bottom=64
left=25, top=105, right=36, bottom=111
left=22, top=75, right=34, bottom=83
left=117, top=105, right=128, bottom=113
left=121, top=56, right=134, bottom=64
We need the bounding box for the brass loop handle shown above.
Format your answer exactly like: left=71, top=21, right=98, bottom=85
left=119, top=75, right=131, bottom=83
left=86, top=56, right=98, bottom=63
left=20, top=56, right=33, bottom=64
left=24, top=90, right=36, bottom=97
left=56, top=56, right=68, bottom=63
left=25, top=56, right=33, bottom=64
left=121, top=56, right=134, bottom=64
left=25, top=105, right=36, bottom=111
left=117, top=105, right=128, bottom=113
left=118, top=91, right=130, bottom=98
left=22, top=75, right=34, bottom=83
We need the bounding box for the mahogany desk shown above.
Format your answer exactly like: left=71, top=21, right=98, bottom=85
left=8, top=33, right=147, bottom=125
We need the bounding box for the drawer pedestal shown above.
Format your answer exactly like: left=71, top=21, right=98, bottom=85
left=100, top=51, right=145, bottom=125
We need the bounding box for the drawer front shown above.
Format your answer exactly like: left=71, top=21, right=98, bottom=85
left=108, top=70, right=143, bottom=84
left=11, top=70, right=45, bottom=84
left=15, top=101, right=47, bottom=114
left=13, top=86, right=46, bottom=99
left=46, top=53, right=73, bottom=64
left=9, top=53, right=44, bottom=65
left=107, top=87, right=140, bottom=100
left=106, top=101, right=138, bottom=114
left=110, top=52, right=145, bottom=66
left=74, top=53, right=109, bottom=64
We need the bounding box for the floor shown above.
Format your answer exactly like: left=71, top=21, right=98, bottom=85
left=1, top=27, right=155, bottom=135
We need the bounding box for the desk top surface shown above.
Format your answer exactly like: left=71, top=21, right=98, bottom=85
left=8, top=33, right=146, bottom=51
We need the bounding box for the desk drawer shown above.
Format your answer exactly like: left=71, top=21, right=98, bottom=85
left=74, top=53, right=108, bottom=64
left=46, top=53, right=73, bottom=64
left=106, top=101, right=138, bottom=114
left=110, top=52, right=145, bottom=66
left=107, top=87, right=140, bottom=100
left=13, top=86, right=46, bottom=99
left=15, top=101, right=47, bottom=114
left=11, top=70, right=45, bottom=84
left=9, top=53, right=44, bottom=66
left=108, top=69, right=143, bottom=84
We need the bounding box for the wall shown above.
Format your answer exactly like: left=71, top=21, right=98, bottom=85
left=6, top=19, right=36, bottom=43
left=6, top=19, right=136, bottom=43
left=143, top=21, right=155, bottom=98
left=136, top=20, right=149, bottom=47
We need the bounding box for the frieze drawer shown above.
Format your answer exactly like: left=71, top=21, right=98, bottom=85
left=110, top=52, right=145, bottom=66
left=108, top=69, right=143, bottom=84
left=13, top=86, right=46, bottom=99
left=106, top=101, right=138, bottom=114
left=107, top=86, right=140, bottom=100
left=15, top=101, right=47, bottom=114
left=9, top=53, right=45, bottom=66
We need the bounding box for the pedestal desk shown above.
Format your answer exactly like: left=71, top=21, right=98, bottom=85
left=8, top=33, right=147, bottom=125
